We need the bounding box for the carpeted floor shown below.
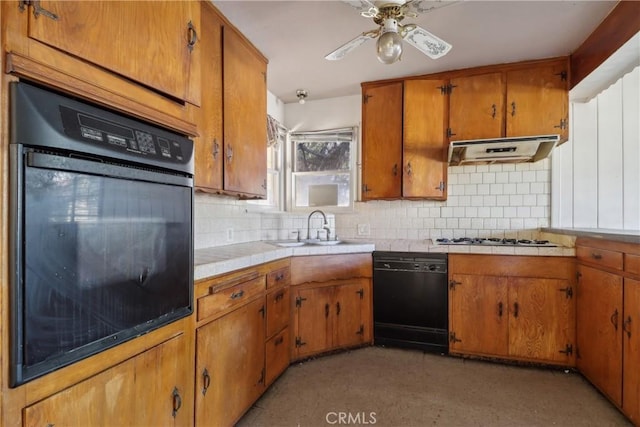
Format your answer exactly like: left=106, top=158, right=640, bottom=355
left=238, top=346, right=631, bottom=427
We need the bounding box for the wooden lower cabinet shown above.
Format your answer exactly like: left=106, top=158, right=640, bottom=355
left=576, top=237, right=640, bottom=424
left=624, top=278, right=640, bottom=424
left=24, top=333, right=191, bottom=426
left=195, top=297, right=266, bottom=427
left=292, top=279, right=370, bottom=360
left=576, top=265, right=623, bottom=405
left=449, top=255, right=576, bottom=366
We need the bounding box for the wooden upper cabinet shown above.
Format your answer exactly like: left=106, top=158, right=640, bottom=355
left=195, top=2, right=223, bottom=191
left=506, top=61, right=568, bottom=140
left=223, top=24, right=268, bottom=198
left=403, top=79, right=448, bottom=199
left=361, top=82, right=403, bottom=200
left=27, top=1, right=201, bottom=105
left=449, top=72, right=504, bottom=141
left=361, top=79, right=447, bottom=200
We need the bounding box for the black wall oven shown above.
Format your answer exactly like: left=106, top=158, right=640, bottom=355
left=9, top=82, right=194, bottom=386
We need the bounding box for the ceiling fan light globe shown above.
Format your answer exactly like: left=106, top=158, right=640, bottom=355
left=376, top=31, right=402, bottom=64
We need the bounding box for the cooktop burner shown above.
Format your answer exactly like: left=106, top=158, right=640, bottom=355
left=434, top=237, right=558, bottom=247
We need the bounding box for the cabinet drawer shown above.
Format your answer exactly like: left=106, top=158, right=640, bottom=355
left=266, top=287, right=290, bottom=338
left=197, top=276, right=264, bottom=322
left=576, top=246, right=623, bottom=271
left=267, top=267, right=290, bottom=289
left=626, top=254, right=640, bottom=276
left=265, top=327, right=290, bottom=386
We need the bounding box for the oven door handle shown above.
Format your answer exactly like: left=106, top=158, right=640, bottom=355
left=26, top=150, right=192, bottom=187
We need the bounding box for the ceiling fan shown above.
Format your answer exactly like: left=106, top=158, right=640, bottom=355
left=325, top=0, right=455, bottom=64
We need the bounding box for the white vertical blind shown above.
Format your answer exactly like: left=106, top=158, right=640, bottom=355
left=552, top=66, right=640, bottom=230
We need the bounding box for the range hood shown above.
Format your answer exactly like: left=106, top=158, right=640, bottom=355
left=448, top=135, right=560, bottom=166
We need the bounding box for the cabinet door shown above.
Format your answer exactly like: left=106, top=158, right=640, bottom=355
left=266, top=286, right=290, bottom=339
left=27, top=1, right=201, bottom=105
left=506, top=62, right=568, bottom=139
left=403, top=79, right=448, bottom=199
left=449, top=73, right=504, bottom=141
left=624, top=278, right=640, bottom=423
left=196, top=298, right=266, bottom=426
left=24, top=357, right=136, bottom=426
left=361, top=82, right=403, bottom=200
left=577, top=265, right=623, bottom=406
left=134, top=334, right=192, bottom=426
left=195, top=3, right=223, bottom=191
left=333, top=281, right=366, bottom=348
left=508, top=278, right=575, bottom=364
left=449, top=274, right=508, bottom=356
left=294, top=286, right=333, bottom=358
left=266, top=327, right=290, bottom=386
left=223, top=25, right=267, bottom=197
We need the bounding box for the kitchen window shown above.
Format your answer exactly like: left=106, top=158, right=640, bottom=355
left=289, top=127, right=357, bottom=210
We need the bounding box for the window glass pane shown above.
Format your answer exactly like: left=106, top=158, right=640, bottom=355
left=295, top=141, right=350, bottom=172
left=294, top=173, right=350, bottom=207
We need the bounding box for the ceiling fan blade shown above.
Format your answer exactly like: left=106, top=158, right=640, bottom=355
left=341, top=0, right=379, bottom=18
left=325, top=31, right=377, bottom=61
left=406, top=0, right=461, bottom=15
left=403, top=25, right=452, bottom=59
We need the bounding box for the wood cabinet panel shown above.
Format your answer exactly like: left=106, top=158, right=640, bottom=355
left=223, top=24, right=267, bottom=197
left=197, top=275, right=264, bottom=322
left=577, top=264, right=623, bottom=406
left=290, top=253, right=372, bottom=285
left=266, top=286, right=290, bottom=338
left=403, top=79, right=448, bottom=199
left=267, top=266, right=291, bottom=289
left=506, top=62, right=568, bottom=139
left=334, top=281, right=366, bottom=348
left=623, top=278, right=640, bottom=424
left=449, top=274, right=509, bottom=356
left=361, top=82, right=403, bottom=200
left=195, top=2, right=223, bottom=190
left=626, top=254, right=640, bottom=276
left=576, top=245, right=624, bottom=271
left=295, top=286, right=333, bottom=358
left=195, top=297, right=265, bottom=426
left=24, top=334, right=189, bottom=426
left=265, top=327, right=290, bottom=386
left=449, top=72, right=504, bottom=141
left=508, top=278, right=575, bottom=363
left=27, top=0, right=201, bottom=105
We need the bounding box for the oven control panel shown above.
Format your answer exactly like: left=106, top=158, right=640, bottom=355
left=62, top=106, right=187, bottom=164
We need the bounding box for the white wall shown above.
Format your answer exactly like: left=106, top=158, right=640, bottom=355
left=552, top=66, right=640, bottom=231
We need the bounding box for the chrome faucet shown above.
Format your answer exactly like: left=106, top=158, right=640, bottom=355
left=307, top=209, right=328, bottom=240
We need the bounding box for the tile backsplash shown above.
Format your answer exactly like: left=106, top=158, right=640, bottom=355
left=194, top=160, right=550, bottom=249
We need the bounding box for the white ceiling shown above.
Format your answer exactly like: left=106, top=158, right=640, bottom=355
left=213, top=0, right=619, bottom=104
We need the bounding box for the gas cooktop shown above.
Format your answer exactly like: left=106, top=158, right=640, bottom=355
left=434, top=237, right=558, bottom=247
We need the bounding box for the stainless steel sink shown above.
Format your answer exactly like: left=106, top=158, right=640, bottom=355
left=311, top=240, right=343, bottom=246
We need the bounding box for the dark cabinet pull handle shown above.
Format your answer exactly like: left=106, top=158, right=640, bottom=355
left=276, top=273, right=284, bottom=281
left=611, top=309, right=619, bottom=330
left=510, top=101, right=516, bottom=116
left=202, top=368, right=211, bottom=396
left=513, top=302, right=519, bottom=318
left=230, top=290, right=244, bottom=300
left=187, top=20, right=198, bottom=52
left=226, top=145, right=233, bottom=162
left=591, top=252, right=603, bottom=260
left=172, top=387, right=182, bottom=418
left=275, top=335, right=284, bottom=345
left=623, top=316, right=632, bottom=339
left=498, top=302, right=503, bottom=317
left=212, top=139, right=219, bottom=160
left=405, top=162, right=412, bottom=177
left=325, top=303, right=330, bottom=318
left=392, top=163, right=398, bottom=176
left=26, top=0, right=59, bottom=20
left=336, top=301, right=341, bottom=316
left=491, top=104, right=496, bottom=119
left=274, top=290, right=285, bottom=302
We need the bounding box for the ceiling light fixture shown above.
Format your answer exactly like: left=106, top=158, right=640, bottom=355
left=376, top=18, right=403, bottom=64
left=296, top=89, right=308, bottom=104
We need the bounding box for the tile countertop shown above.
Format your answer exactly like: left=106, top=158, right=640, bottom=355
left=194, top=237, right=574, bottom=281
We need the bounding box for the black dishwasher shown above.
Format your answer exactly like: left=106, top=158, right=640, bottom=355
left=373, top=252, right=448, bottom=354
